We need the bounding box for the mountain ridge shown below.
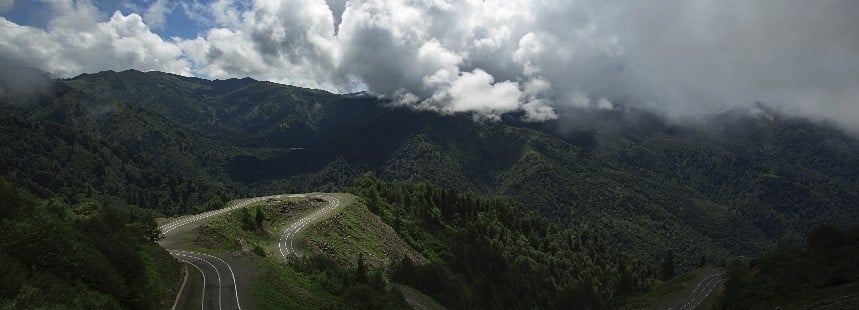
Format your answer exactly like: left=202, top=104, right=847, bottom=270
left=3, top=69, right=858, bottom=269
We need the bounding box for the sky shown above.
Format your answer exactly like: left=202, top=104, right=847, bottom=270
left=1, top=0, right=858, bottom=130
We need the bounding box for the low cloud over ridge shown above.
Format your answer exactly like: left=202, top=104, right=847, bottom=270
left=1, top=0, right=858, bottom=130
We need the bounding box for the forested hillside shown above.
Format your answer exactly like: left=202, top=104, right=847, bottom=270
left=0, top=78, right=233, bottom=218
left=352, top=174, right=656, bottom=309
left=0, top=178, right=180, bottom=308
left=3, top=69, right=859, bottom=271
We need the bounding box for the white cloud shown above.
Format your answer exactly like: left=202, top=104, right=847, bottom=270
left=0, top=1, right=189, bottom=77
left=210, top=0, right=244, bottom=27
left=443, top=69, right=522, bottom=120
left=3, top=0, right=859, bottom=130
left=175, top=0, right=342, bottom=91
left=143, top=0, right=171, bottom=29
left=179, top=1, right=208, bottom=25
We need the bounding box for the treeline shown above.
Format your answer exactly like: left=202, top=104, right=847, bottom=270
left=0, top=177, right=181, bottom=308
left=290, top=254, right=410, bottom=309
left=351, top=173, right=657, bottom=309
left=720, top=224, right=859, bottom=308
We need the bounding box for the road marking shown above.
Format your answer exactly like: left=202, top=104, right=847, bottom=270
left=278, top=195, right=341, bottom=260
left=174, top=252, right=223, bottom=310
left=161, top=193, right=312, bottom=309
left=176, top=258, right=207, bottom=310
left=193, top=251, right=243, bottom=310
left=160, top=195, right=306, bottom=235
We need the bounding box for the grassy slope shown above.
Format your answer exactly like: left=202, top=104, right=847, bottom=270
left=302, top=195, right=425, bottom=270
left=138, top=243, right=184, bottom=309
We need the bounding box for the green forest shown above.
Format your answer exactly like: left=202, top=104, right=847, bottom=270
left=0, top=177, right=180, bottom=308
left=352, top=173, right=656, bottom=309
left=1, top=69, right=858, bottom=308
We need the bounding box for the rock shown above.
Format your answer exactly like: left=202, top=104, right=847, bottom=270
left=236, top=237, right=250, bottom=255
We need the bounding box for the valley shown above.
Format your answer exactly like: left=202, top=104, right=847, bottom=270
left=2, top=1, right=858, bottom=308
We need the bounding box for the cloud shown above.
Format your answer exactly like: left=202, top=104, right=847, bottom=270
left=179, top=1, right=208, bottom=25
left=607, top=0, right=859, bottom=130
left=2, top=0, right=859, bottom=130
left=209, top=0, right=245, bottom=27
left=408, top=68, right=523, bottom=121
left=176, top=0, right=342, bottom=90
left=143, top=0, right=171, bottom=29
left=0, top=0, right=189, bottom=77
left=0, top=58, right=51, bottom=103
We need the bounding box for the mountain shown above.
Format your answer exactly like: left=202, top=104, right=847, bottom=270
left=3, top=69, right=859, bottom=270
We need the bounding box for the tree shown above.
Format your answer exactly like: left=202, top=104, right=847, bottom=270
left=255, top=207, right=265, bottom=226
left=662, top=250, right=675, bottom=281
left=141, top=215, right=163, bottom=242
left=356, top=253, right=368, bottom=284
left=204, top=195, right=224, bottom=211
left=616, top=259, right=634, bottom=295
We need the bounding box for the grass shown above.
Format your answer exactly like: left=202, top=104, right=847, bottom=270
left=138, top=243, right=184, bottom=309
left=251, top=258, right=335, bottom=309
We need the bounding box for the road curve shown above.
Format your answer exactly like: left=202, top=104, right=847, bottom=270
left=674, top=273, right=724, bottom=310
left=175, top=257, right=208, bottom=310
left=278, top=195, right=342, bottom=260
left=159, top=194, right=305, bottom=235
left=273, top=195, right=434, bottom=310
left=160, top=194, right=305, bottom=310
left=161, top=194, right=429, bottom=310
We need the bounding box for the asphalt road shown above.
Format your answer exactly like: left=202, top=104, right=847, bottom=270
left=673, top=273, right=724, bottom=310
left=160, top=194, right=430, bottom=310
left=159, top=194, right=305, bottom=310
left=277, top=194, right=341, bottom=260
left=171, top=250, right=237, bottom=310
